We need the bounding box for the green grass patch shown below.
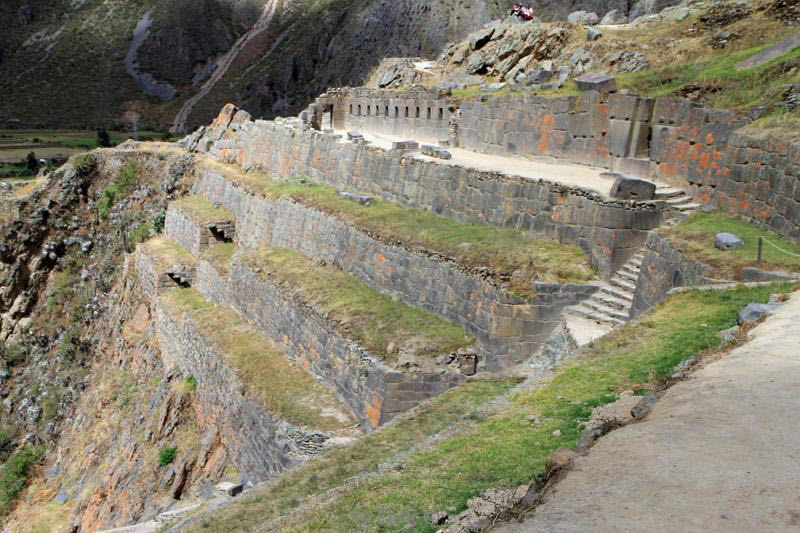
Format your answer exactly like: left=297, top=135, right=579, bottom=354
left=195, top=284, right=792, bottom=532
left=617, top=33, right=800, bottom=112
left=163, top=288, right=356, bottom=431
left=95, top=161, right=140, bottom=220
left=200, top=243, right=237, bottom=276
left=172, top=195, right=234, bottom=224
left=660, top=211, right=800, bottom=279
left=139, top=237, right=194, bottom=271
left=182, top=379, right=518, bottom=531
left=158, top=446, right=177, bottom=467
left=202, top=161, right=595, bottom=296
left=238, top=247, right=473, bottom=360
left=0, top=447, right=43, bottom=517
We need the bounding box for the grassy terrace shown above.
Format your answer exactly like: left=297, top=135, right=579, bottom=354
left=238, top=247, right=473, bottom=361
left=190, top=283, right=795, bottom=532
left=172, top=195, right=234, bottom=224
left=660, top=211, right=800, bottom=280
left=199, top=159, right=596, bottom=298
left=162, top=288, right=355, bottom=432
left=200, top=243, right=237, bottom=276
left=139, top=237, right=193, bottom=270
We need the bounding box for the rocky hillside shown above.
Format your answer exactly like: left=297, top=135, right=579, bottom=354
left=0, top=0, right=513, bottom=131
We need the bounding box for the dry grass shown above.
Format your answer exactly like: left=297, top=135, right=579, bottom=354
left=172, top=195, right=234, bottom=224
left=139, top=237, right=194, bottom=270
left=200, top=243, right=237, bottom=276
left=162, top=288, right=357, bottom=431
left=659, top=211, right=800, bottom=280
left=238, top=247, right=473, bottom=361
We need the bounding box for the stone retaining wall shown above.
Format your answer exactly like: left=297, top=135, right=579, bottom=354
left=153, top=298, right=325, bottom=482
left=630, top=232, right=713, bottom=317
left=133, top=246, right=188, bottom=300
left=198, top=116, right=666, bottom=277
left=192, top=168, right=598, bottom=368
left=193, top=259, right=464, bottom=430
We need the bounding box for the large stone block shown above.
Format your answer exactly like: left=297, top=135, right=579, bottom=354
left=574, top=73, right=617, bottom=94
left=605, top=173, right=656, bottom=200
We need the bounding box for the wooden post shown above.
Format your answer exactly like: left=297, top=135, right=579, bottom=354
left=758, top=236, right=763, bottom=263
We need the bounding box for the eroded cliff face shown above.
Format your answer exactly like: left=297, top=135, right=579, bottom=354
left=0, top=146, right=234, bottom=531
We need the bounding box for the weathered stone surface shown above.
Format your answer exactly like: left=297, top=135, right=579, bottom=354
left=587, top=27, right=602, bottom=41
left=631, top=233, right=713, bottom=317
left=574, top=73, right=617, bottom=93
left=599, top=9, right=625, bottom=24
left=737, top=302, right=777, bottom=325
left=714, top=232, right=743, bottom=250
left=568, top=10, right=600, bottom=25
left=216, top=481, right=244, bottom=497
left=741, top=267, right=800, bottom=282
left=469, top=27, right=495, bottom=51
left=736, top=32, right=800, bottom=70
left=607, top=173, right=656, bottom=200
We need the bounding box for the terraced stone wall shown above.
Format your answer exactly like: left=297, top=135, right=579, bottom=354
left=191, top=168, right=598, bottom=368
left=650, top=100, right=800, bottom=243
left=153, top=299, right=319, bottom=482
left=200, top=119, right=665, bottom=277
left=343, top=88, right=454, bottom=144
left=630, top=233, right=712, bottom=317
left=194, top=259, right=464, bottom=430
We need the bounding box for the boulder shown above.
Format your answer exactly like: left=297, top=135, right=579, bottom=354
left=606, top=173, right=656, bottom=200
left=216, top=481, right=244, bottom=497
left=391, top=140, right=418, bottom=150
left=600, top=9, right=626, bottom=25
left=568, top=10, right=600, bottom=25
left=713, top=232, right=743, bottom=250
left=469, top=27, right=495, bottom=51
left=737, top=303, right=774, bottom=325
left=574, top=73, right=617, bottom=93
left=587, top=27, right=602, bottom=41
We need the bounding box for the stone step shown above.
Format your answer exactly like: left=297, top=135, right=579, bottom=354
left=592, top=293, right=632, bottom=312
left=654, top=187, right=686, bottom=200
left=600, top=285, right=634, bottom=302
left=565, top=304, right=625, bottom=326
left=583, top=299, right=630, bottom=321
left=617, top=269, right=639, bottom=283
left=620, top=264, right=640, bottom=277
left=665, top=195, right=691, bottom=206
left=610, top=276, right=636, bottom=292
left=676, top=202, right=702, bottom=211
left=626, top=258, right=642, bottom=269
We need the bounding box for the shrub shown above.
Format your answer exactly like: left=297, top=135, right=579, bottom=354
left=0, top=447, right=42, bottom=517
left=70, top=153, right=96, bottom=172
left=152, top=212, right=166, bottom=234
left=95, top=161, right=140, bottom=220
left=158, top=446, right=176, bottom=467
left=97, top=127, right=111, bottom=148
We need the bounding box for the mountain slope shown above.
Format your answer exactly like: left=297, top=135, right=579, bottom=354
left=0, top=0, right=510, bottom=130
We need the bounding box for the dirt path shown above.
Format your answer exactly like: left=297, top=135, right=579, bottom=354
left=495, top=290, right=800, bottom=532
left=170, top=0, right=279, bottom=133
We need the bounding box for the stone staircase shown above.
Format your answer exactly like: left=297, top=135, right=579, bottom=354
left=565, top=250, right=644, bottom=326
left=655, top=184, right=701, bottom=212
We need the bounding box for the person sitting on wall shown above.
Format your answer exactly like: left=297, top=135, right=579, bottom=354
left=520, top=5, right=535, bottom=20
left=510, top=3, right=522, bottom=17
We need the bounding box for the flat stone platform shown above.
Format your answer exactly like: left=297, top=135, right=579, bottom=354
left=342, top=130, right=621, bottom=197
left=496, top=290, right=800, bottom=533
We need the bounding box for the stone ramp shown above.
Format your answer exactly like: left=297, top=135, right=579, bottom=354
left=496, top=290, right=800, bottom=533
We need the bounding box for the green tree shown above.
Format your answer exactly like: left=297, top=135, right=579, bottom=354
left=97, top=127, right=111, bottom=148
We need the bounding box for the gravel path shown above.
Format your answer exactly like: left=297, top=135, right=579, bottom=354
left=495, top=290, right=800, bottom=533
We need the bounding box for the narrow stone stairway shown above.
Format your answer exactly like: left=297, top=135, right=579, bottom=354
left=655, top=184, right=701, bottom=212
left=564, top=250, right=644, bottom=326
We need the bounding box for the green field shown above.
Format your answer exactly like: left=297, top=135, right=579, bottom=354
left=0, top=129, right=168, bottom=166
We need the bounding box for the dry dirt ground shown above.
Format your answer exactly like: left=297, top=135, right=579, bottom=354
left=496, top=290, right=800, bottom=533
